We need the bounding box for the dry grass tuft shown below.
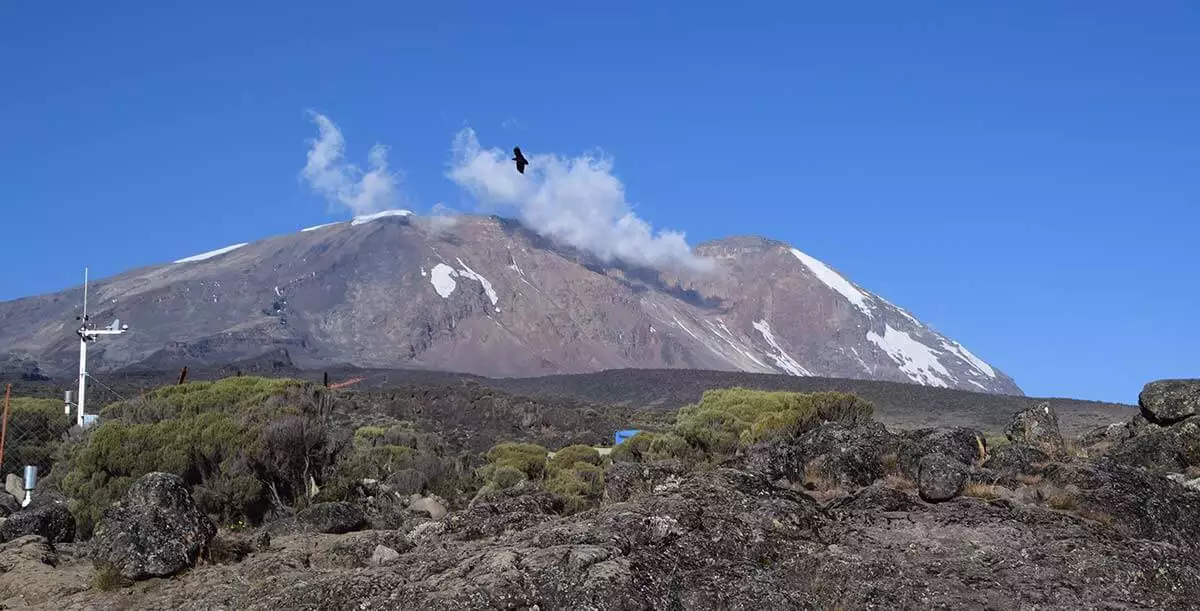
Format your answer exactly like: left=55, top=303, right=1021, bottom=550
left=882, top=473, right=917, bottom=491
left=1048, top=492, right=1078, bottom=510
left=964, top=483, right=1003, bottom=500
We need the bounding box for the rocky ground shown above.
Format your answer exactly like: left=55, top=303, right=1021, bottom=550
left=0, top=379, right=1197, bottom=610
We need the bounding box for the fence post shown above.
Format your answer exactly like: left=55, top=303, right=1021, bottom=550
left=0, top=384, right=10, bottom=473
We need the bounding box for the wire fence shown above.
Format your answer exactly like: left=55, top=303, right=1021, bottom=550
left=0, top=384, right=74, bottom=482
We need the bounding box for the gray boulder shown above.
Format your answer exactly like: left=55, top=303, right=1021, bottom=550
left=4, top=474, right=23, bottom=506
left=898, top=427, right=985, bottom=478
left=917, top=453, right=968, bottom=503
left=370, top=544, right=401, bottom=566
left=90, top=472, right=217, bottom=581
left=0, top=492, right=20, bottom=517
left=1005, top=401, right=1067, bottom=457
left=1139, top=379, right=1200, bottom=425
left=407, top=495, right=448, bottom=520
left=0, top=502, right=74, bottom=544
left=1104, top=416, right=1200, bottom=473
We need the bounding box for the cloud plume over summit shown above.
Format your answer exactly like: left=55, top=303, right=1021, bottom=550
left=301, top=112, right=403, bottom=216
left=446, top=127, right=713, bottom=273
left=298, top=113, right=711, bottom=273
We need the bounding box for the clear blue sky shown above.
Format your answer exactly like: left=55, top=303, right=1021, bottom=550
left=1, top=2, right=1196, bottom=403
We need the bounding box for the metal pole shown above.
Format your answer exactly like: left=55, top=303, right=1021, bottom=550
left=77, top=332, right=88, bottom=428
left=77, top=267, right=89, bottom=429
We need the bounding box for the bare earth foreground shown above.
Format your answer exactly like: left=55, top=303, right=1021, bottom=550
left=0, top=375, right=1195, bottom=610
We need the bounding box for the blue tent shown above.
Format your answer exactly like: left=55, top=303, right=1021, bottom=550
left=614, top=429, right=642, bottom=445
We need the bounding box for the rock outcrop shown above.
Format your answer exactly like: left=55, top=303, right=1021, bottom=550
left=1005, top=401, right=1067, bottom=457
left=1139, top=379, right=1200, bottom=425
left=89, top=472, right=217, bottom=581
left=917, top=452, right=968, bottom=502
left=0, top=502, right=74, bottom=544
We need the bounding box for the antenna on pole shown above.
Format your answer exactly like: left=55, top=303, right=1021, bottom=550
left=71, top=266, right=130, bottom=429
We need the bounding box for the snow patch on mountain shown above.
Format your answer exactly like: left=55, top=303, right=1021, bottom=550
left=301, top=222, right=342, bottom=233
left=867, top=324, right=954, bottom=388
left=790, top=248, right=872, bottom=317
left=455, top=258, right=499, bottom=310
left=874, top=294, right=922, bottom=327
left=939, top=339, right=997, bottom=379
left=704, top=320, right=769, bottom=369
left=430, top=263, right=457, bottom=298
left=351, top=209, right=413, bottom=226
left=175, top=243, right=249, bottom=264
left=753, top=319, right=813, bottom=376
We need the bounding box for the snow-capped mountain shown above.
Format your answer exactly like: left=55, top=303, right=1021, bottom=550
left=0, top=211, right=1022, bottom=395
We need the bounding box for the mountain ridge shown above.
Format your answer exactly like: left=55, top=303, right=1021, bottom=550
left=0, top=209, right=1022, bottom=395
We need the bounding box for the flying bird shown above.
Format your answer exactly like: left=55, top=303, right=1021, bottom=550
left=512, top=146, right=529, bottom=174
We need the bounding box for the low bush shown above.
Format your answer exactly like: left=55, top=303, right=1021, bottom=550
left=547, top=444, right=601, bottom=472
left=670, top=388, right=875, bottom=463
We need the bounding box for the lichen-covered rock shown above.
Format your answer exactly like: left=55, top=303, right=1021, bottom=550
left=917, top=453, right=968, bottom=502
left=1103, top=416, right=1200, bottom=473
left=898, top=426, right=985, bottom=478
left=1005, top=401, right=1066, bottom=457
left=90, top=472, right=216, bottom=581
left=447, top=485, right=564, bottom=540
left=295, top=502, right=368, bottom=534
left=791, top=421, right=898, bottom=488
left=1043, top=458, right=1200, bottom=549
left=0, top=502, right=74, bottom=544
left=602, top=459, right=688, bottom=503
left=984, top=443, right=1051, bottom=480
left=1139, top=379, right=1200, bottom=425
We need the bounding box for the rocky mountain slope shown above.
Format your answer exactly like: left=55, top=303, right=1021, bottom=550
left=0, top=210, right=1021, bottom=394
left=2, top=378, right=1198, bottom=609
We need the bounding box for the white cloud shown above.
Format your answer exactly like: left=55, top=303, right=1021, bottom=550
left=415, top=201, right=461, bottom=234
left=446, top=127, right=713, bottom=273
left=301, top=111, right=403, bottom=216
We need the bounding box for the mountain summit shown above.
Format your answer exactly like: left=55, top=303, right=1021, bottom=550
left=0, top=211, right=1021, bottom=394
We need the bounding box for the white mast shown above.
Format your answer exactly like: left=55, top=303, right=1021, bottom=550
left=73, top=266, right=129, bottom=428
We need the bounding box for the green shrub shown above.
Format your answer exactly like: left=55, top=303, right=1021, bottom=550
left=547, top=444, right=601, bottom=472
left=611, top=431, right=659, bottom=463
left=676, top=388, right=873, bottom=454
left=483, top=442, right=548, bottom=480
left=646, top=432, right=694, bottom=461
left=545, top=461, right=604, bottom=515
left=102, top=376, right=310, bottom=422
left=486, top=465, right=527, bottom=490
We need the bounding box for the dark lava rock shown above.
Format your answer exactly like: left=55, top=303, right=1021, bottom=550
left=0, top=502, right=74, bottom=544
left=0, top=492, right=20, bottom=517
left=898, top=426, right=985, bottom=478
left=1139, top=379, right=1200, bottom=425
left=827, top=484, right=924, bottom=514
left=1043, top=458, right=1200, bottom=549
left=448, top=484, right=565, bottom=540
left=984, top=444, right=1050, bottom=479
left=90, top=472, right=217, bottom=581
left=603, top=459, right=687, bottom=503
left=1005, top=401, right=1066, bottom=457
left=791, top=421, right=899, bottom=488
left=917, top=453, right=968, bottom=502
left=1104, top=416, right=1200, bottom=472
left=295, top=502, right=368, bottom=534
